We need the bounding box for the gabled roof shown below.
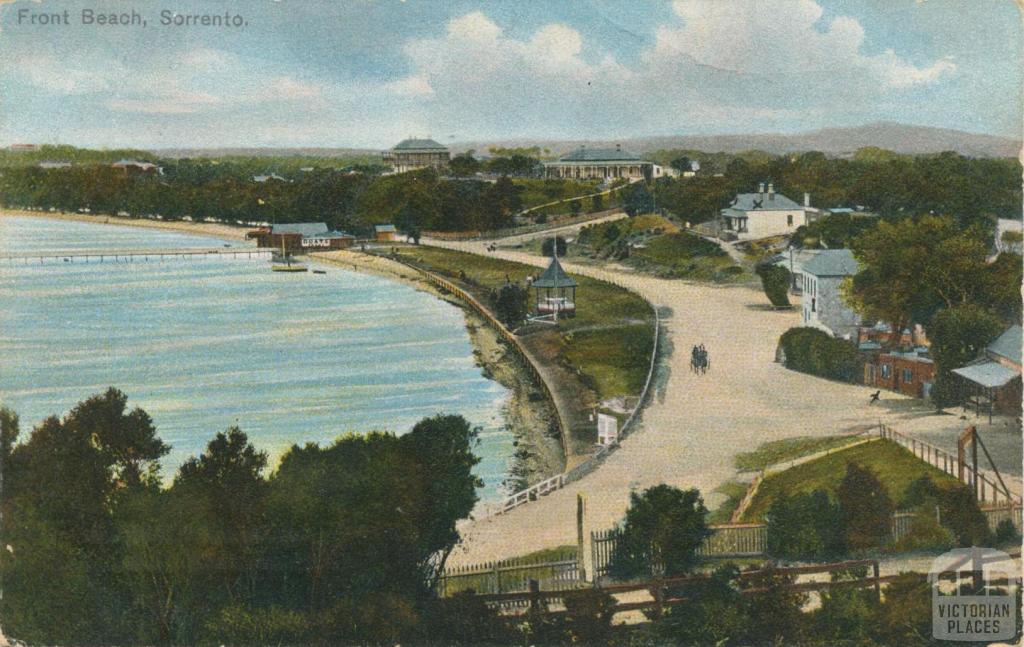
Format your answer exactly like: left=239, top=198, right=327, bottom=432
left=557, top=147, right=642, bottom=162
left=533, top=256, right=577, bottom=289
left=375, top=224, right=397, bottom=233
left=270, top=222, right=329, bottom=237
left=986, top=325, right=1022, bottom=366
left=727, top=192, right=803, bottom=212
left=392, top=138, right=447, bottom=151
left=802, top=249, right=859, bottom=277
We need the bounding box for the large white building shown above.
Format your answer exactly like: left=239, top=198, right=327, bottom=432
left=543, top=145, right=666, bottom=182
left=383, top=138, right=450, bottom=174
left=720, top=182, right=819, bottom=240
left=800, top=249, right=862, bottom=339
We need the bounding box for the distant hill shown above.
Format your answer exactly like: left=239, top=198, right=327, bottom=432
left=151, top=147, right=380, bottom=159
left=453, top=122, right=1021, bottom=159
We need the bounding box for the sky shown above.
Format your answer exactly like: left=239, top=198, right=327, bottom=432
left=0, top=0, right=1021, bottom=149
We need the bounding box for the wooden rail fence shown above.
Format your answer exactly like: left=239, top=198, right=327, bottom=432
left=879, top=424, right=1021, bottom=505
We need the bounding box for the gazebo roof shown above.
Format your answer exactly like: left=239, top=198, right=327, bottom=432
left=533, top=256, right=577, bottom=289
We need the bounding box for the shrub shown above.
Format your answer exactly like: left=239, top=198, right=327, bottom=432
left=490, top=282, right=528, bottom=328
left=608, top=485, right=711, bottom=580
left=655, top=564, right=748, bottom=645
left=837, top=463, right=894, bottom=551
left=778, top=327, right=858, bottom=382
left=902, top=476, right=991, bottom=547
left=995, top=518, right=1022, bottom=545
left=766, top=490, right=845, bottom=560
left=892, top=509, right=956, bottom=553
left=541, top=236, right=567, bottom=257
left=756, top=263, right=791, bottom=307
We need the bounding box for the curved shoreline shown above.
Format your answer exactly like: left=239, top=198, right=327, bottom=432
left=1, top=209, right=567, bottom=495
left=312, top=249, right=566, bottom=488
left=0, top=209, right=249, bottom=242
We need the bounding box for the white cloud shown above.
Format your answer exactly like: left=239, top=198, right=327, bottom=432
left=384, top=1, right=957, bottom=138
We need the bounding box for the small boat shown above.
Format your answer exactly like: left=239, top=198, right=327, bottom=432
left=271, top=239, right=308, bottom=272
left=312, top=269, right=326, bottom=274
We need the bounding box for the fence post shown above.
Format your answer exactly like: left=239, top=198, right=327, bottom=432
left=529, top=578, right=541, bottom=614
left=493, top=562, right=502, bottom=595
left=872, top=561, right=881, bottom=603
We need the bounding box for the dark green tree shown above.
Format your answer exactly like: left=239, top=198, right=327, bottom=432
left=541, top=236, right=567, bottom=258
left=755, top=263, right=791, bottom=307
left=491, top=282, right=529, bottom=328
left=448, top=151, right=481, bottom=177
left=766, top=490, right=845, bottom=560
left=928, top=304, right=1004, bottom=409
left=608, top=485, right=711, bottom=579
left=836, top=462, right=894, bottom=550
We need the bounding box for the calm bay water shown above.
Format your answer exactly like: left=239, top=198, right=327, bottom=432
left=0, top=216, right=513, bottom=498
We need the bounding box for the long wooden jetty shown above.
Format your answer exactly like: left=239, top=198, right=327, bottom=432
left=1, top=247, right=275, bottom=265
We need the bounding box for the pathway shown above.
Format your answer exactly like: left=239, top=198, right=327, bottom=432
left=424, top=237, right=993, bottom=565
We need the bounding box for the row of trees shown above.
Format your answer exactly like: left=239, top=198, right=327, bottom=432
left=766, top=464, right=996, bottom=562
left=0, top=164, right=525, bottom=235
left=0, top=390, right=482, bottom=645
left=649, top=150, right=1021, bottom=233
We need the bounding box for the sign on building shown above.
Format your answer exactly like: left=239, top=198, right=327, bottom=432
left=597, top=413, right=618, bottom=446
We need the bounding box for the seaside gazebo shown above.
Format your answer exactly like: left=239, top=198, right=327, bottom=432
left=532, top=255, right=577, bottom=321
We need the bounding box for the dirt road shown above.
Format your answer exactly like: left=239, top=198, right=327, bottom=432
left=429, top=238, right=1016, bottom=565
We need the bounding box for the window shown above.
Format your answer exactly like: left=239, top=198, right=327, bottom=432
left=787, top=214, right=794, bottom=226
left=903, top=368, right=914, bottom=384
left=881, top=364, right=891, bottom=379
left=811, top=297, right=816, bottom=313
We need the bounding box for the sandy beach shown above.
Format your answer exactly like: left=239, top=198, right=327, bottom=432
left=0, top=209, right=249, bottom=242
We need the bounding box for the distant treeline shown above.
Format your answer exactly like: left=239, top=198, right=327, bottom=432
left=0, top=390, right=482, bottom=645
left=649, top=149, right=1022, bottom=232
left=0, top=147, right=601, bottom=235
left=1, top=146, right=1019, bottom=236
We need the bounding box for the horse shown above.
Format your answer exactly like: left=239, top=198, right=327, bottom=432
left=691, top=345, right=710, bottom=374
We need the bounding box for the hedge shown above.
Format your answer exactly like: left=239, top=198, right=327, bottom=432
left=778, top=327, right=857, bottom=382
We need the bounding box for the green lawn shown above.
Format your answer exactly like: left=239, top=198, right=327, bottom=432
left=708, top=480, right=749, bottom=524
left=741, top=439, right=957, bottom=522
left=630, top=232, right=748, bottom=282
left=387, top=245, right=656, bottom=451
left=734, top=435, right=868, bottom=472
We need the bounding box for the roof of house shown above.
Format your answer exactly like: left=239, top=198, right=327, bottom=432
left=555, top=147, right=642, bottom=162
left=726, top=192, right=803, bottom=212
left=253, top=174, right=286, bottom=182
left=986, top=325, right=1022, bottom=366
left=270, top=223, right=329, bottom=237
left=533, top=256, right=577, bottom=289
left=392, top=138, right=447, bottom=151
left=953, top=361, right=1020, bottom=389
left=311, top=230, right=354, bottom=239
left=112, top=159, right=156, bottom=168
left=802, top=249, right=859, bottom=277
left=375, top=224, right=397, bottom=233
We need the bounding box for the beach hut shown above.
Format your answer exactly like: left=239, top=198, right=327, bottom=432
left=532, top=254, right=577, bottom=320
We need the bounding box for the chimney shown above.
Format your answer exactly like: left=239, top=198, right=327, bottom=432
left=804, top=192, right=811, bottom=207
left=758, top=181, right=765, bottom=196
left=768, top=182, right=775, bottom=201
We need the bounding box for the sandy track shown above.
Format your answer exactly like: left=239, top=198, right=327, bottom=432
left=428, top=239, right=1015, bottom=565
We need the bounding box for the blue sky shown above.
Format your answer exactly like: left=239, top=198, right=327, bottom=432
left=0, top=0, right=1020, bottom=149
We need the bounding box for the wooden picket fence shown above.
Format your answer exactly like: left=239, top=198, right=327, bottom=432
left=590, top=522, right=769, bottom=580
left=438, top=549, right=580, bottom=597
